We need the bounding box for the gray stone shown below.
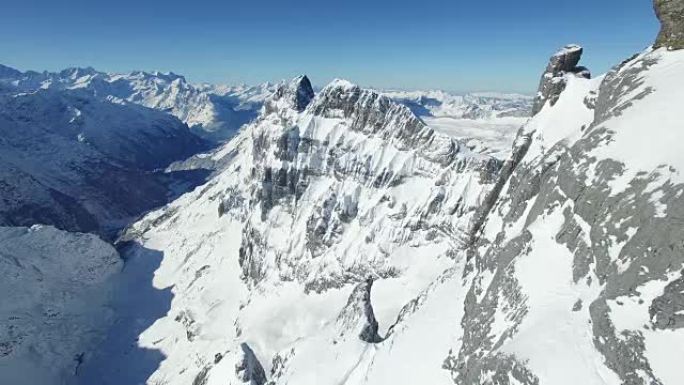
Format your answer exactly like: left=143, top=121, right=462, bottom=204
left=650, top=271, right=684, bottom=329
left=654, top=0, right=684, bottom=49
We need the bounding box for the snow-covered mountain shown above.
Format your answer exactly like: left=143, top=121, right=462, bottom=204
left=66, top=2, right=684, bottom=384
left=3, top=2, right=684, bottom=384
left=0, top=82, right=209, bottom=236
left=384, top=89, right=532, bottom=158
left=0, top=65, right=274, bottom=141
left=78, top=74, right=502, bottom=385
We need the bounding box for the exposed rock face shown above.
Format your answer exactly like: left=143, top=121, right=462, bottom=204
left=654, top=0, right=684, bottom=49
left=650, top=271, right=684, bottom=329
left=232, top=77, right=501, bottom=291
left=236, top=343, right=268, bottom=385
left=532, top=45, right=591, bottom=115
left=441, top=46, right=684, bottom=385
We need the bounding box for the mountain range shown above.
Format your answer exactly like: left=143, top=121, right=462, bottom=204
left=2, top=1, right=684, bottom=384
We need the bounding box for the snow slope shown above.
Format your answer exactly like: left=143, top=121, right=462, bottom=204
left=0, top=225, right=121, bottom=385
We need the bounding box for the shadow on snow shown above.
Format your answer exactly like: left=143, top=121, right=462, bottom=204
left=76, top=241, right=173, bottom=385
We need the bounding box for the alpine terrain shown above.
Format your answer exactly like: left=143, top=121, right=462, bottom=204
left=1, top=1, right=684, bottom=385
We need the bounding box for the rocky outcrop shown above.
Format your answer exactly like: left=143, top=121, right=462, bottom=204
left=337, top=277, right=383, bottom=343
left=654, top=0, right=684, bottom=49
left=532, top=45, right=591, bottom=115
left=443, top=41, right=684, bottom=384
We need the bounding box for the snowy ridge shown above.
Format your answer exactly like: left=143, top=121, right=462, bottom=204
left=441, top=46, right=684, bottom=385
left=0, top=64, right=274, bottom=141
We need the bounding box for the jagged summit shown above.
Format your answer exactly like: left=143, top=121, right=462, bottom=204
left=654, top=0, right=684, bottom=49
left=292, top=75, right=315, bottom=111
left=58, top=66, right=99, bottom=78
left=270, top=74, right=315, bottom=112
left=532, top=44, right=591, bottom=115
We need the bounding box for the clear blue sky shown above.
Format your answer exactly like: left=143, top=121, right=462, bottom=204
left=1, top=0, right=659, bottom=93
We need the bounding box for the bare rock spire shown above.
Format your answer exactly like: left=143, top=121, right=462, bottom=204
left=531, top=44, right=591, bottom=115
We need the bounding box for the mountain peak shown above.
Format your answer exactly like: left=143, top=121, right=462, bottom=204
left=291, top=75, right=315, bottom=111
left=269, top=75, right=315, bottom=112
left=324, top=78, right=356, bottom=90
left=654, top=0, right=684, bottom=49
left=59, top=66, right=99, bottom=79
left=0, top=63, right=22, bottom=79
